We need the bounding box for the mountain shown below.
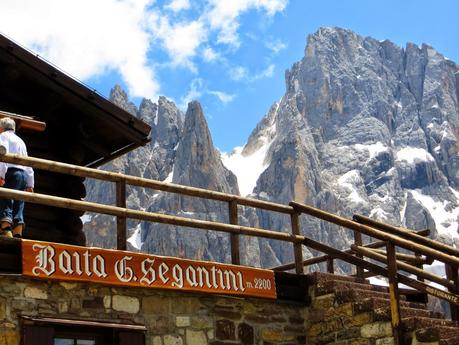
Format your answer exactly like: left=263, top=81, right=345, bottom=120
left=140, top=101, right=240, bottom=263
left=224, top=27, right=459, bottom=268
left=84, top=86, right=184, bottom=249
left=85, top=27, right=459, bottom=272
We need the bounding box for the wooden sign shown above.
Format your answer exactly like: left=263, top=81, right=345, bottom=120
left=22, top=240, right=276, bottom=299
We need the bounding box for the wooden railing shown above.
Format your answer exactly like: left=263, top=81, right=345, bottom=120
left=287, top=201, right=459, bottom=343
left=1, top=152, right=459, bottom=343
left=0, top=152, right=300, bottom=268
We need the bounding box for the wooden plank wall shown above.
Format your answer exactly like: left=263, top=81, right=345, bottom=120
left=21, top=131, right=87, bottom=246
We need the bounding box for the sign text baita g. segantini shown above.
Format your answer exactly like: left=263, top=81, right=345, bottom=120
left=22, top=240, right=276, bottom=299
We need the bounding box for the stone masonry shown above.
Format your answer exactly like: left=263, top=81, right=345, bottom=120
left=0, top=275, right=305, bottom=345
left=3, top=273, right=459, bottom=344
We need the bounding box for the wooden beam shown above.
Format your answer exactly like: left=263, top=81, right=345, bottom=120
left=351, top=245, right=454, bottom=290
left=354, top=229, right=364, bottom=279
left=21, top=316, right=147, bottom=331
left=0, top=188, right=305, bottom=244
left=229, top=200, right=240, bottom=265
left=116, top=179, right=127, bottom=250
left=387, top=242, right=402, bottom=344
left=290, top=201, right=459, bottom=267
left=291, top=212, right=304, bottom=274
left=0, top=153, right=294, bottom=214
left=0, top=110, right=46, bottom=132
left=353, top=214, right=459, bottom=258
left=369, top=248, right=432, bottom=265
left=271, top=229, right=430, bottom=271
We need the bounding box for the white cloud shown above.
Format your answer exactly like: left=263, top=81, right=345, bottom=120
left=151, top=17, right=207, bottom=70
left=230, top=64, right=275, bottom=82
left=180, top=78, right=204, bottom=109
left=180, top=79, right=235, bottom=109
left=0, top=0, right=159, bottom=99
left=0, top=0, right=287, bottom=99
left=258, top=64, right=275, bottom=79
left=230, top=66, right=249, bottom=81
left=165, top=0, right=191, bottom=12
left=265, top=39, right=287, bottom=53
left=154, top=1, right=288, bottom=67
left=208, top=91, right=236, bottom=104
left=205, top=0, right=288, bottom=46
left=202, top=47, right=219, bottom=62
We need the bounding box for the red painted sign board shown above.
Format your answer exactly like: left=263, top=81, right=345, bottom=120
left=22, top=240, right=277, bottom=299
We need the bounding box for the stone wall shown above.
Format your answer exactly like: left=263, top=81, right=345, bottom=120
left=0, top=275, right=306, bottom=345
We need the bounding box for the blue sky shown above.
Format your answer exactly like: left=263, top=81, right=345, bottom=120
left=1, top=0, right=458, bottom=152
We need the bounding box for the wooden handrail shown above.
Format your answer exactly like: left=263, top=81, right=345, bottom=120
left=0, top=153, right=294, bottom=214
left=351, top=245, right=454, bottom=289
left=292, top=200, right=459, bottom=322
left=0, top=188, right=304, bottom=244
left=368, top=248, right=432, bottom=265
left=290, top=201, right=459, bottom=266
left=354, top=214, right=459, bottom=258
left=271, top=229, right=430, bottom=271
left=302, top=236, right=459, bottom=307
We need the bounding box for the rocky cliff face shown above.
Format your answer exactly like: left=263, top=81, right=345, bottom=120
left=84, top=86, right=184, bottom=249
left=224, top=27, right=459, bottom=269
left=85, top=27, right=459, bottom=272
left=140, top=101, right=240, bottom=263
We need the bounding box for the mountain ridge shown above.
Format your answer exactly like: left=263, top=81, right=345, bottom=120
left=84, top=26, right=459, bottom=271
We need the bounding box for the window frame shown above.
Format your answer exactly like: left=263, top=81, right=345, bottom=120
left=22, top=316, right=146, bottom=345
left=53, top=326, right=108, bottom=345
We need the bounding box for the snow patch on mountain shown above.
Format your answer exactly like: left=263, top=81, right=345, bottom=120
left=369, top=207, right=390, bottom=220
left=222, top=142, right=271, bottom=196
left=127, top=224, right=143, bottom=250
left=396, top=147, right=434, bottom=164
left=354, top=142, right=388, bottom=160
left=338, top=170, right=366, bottom=204
left=164, top=167, right=174, bottom=182
left=410, top=190, right=459, bottom=238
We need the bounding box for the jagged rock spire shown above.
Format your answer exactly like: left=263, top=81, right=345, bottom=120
left=173, top=101, right=239, bottom=195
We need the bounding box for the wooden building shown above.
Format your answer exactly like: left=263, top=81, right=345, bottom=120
left=0, top=33, right=151, bottom=245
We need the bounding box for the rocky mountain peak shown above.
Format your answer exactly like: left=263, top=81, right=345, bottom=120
left=139, top=101, right=239, bottom=262
left=109, top=84, right=137, bottom=116
left=138, top=98, right=157, bottom=124
left=151, top=96, right=183, bottom=151
left=242, top=101, right=279, bottom=157
left=253, top=26, right=459, bottom=252
left=173, top=101, right=239, bottom=195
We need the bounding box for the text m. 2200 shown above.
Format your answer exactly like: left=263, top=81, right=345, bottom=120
left=253, top=278, right=272, bottom=290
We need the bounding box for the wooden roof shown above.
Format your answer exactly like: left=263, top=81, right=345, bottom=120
left=0, top=33, right=151, bottom=167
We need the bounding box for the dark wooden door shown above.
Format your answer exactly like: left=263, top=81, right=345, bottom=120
left=23, top=326, right=54, bottom=345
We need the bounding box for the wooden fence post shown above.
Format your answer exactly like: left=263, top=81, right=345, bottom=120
left=387, top=241, right=402, bottom=345
left=354, top=230, right=364, bottom=279
left=229, top=200, right=240, bottom=265
left=290, top=212, right=304, bottom=274
left=116, top=179, right=127, bottom=250
left=326, top=259, right=334, bottom=274
left=446, top=264, right=459, bottom=322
